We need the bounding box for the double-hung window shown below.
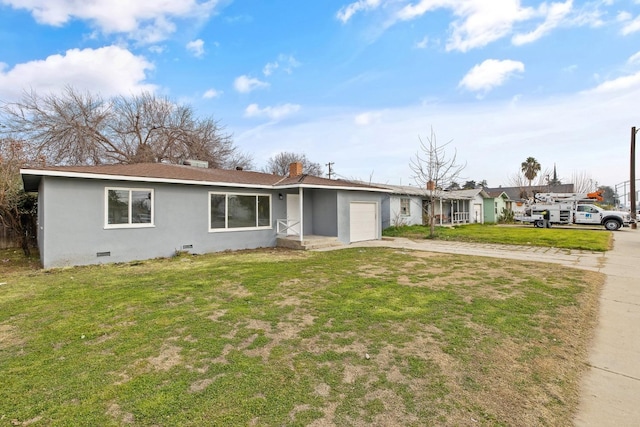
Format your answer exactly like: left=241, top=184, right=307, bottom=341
left=209, top=192, right=271, bottom=231
left=400, top=198, right=411, bottom=216
left=105, top=187, right=154, bottom=228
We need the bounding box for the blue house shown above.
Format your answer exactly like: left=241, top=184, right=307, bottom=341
left=21, top=162, right=390, bottom=268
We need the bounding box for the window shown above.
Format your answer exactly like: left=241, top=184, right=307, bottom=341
left=209, top=192, right=271, bottom=231
left=105, top=187, right=154, bottom=228
left=400, top=198, right=410, bottom=216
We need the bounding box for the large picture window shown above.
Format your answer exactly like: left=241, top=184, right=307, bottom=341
left=210, top=192, right=271, bottom=231
left=106, top=187, right=154, bottom=228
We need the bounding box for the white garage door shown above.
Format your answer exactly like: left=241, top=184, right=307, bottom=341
left=350, top=202, right=377, bottom=243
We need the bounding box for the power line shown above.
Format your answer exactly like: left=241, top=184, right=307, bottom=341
left=326, top=162, right=334, bottom=179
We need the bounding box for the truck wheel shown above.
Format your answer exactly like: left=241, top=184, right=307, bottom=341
left=534, top=220, right=544, bottom=228
left=603, top=219, right=621, bottom=231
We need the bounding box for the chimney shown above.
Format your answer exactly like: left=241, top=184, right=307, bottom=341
left=289, top=162, right=303, bottom=177
left=426, top=180, right=435, bottom=190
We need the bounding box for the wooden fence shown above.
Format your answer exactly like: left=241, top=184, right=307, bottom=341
left=0, top=225, right=20, bottom=249
left=0, top=224, right=36, bottom=250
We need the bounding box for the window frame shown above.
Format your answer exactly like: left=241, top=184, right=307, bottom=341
left=399, top=197, right=411, bottom=216
left=104, top=187, right=155, bottom=229
left=208, top=192, right=272, bottom=232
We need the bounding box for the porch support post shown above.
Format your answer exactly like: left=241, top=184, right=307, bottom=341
left=299, top=187, right=304, bottom=242
left=439, top=198, right=443, bottom=225
left=450, top=200, right=454, bottom=223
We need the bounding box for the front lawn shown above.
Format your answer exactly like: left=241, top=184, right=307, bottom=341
left=0, top=247, right=602, bottom=425
left=383, top=224, right=612, bottom=251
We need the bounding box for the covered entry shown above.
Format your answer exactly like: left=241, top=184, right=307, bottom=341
left=349, top=202, right=377, bottom=242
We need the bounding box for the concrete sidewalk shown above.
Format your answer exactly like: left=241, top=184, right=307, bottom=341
left=575, top=229, right=640, bottom=426
left=338, top=230, right=640, bottom=425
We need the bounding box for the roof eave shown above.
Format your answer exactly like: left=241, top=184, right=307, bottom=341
left=19, top=169, right=277, bottom=190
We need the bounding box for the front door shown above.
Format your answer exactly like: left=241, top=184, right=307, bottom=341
left=286, top=194, right=301, bottom=235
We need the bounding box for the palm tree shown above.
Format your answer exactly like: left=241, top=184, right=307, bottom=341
left=521, top=157, right=541, bottom=187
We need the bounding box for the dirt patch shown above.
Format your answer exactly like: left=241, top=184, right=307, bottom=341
left=147, top=343, right=182, bottom=371
left=106, top=403, right=135, bottom=424
left=0, top=324, right=24, bottom=348
left=189, top=373, right=225, bottom=393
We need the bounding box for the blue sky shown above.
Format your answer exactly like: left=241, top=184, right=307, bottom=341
left=1, top=0, right=640, bottom=191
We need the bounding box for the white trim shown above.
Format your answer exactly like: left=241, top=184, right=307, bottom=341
left=104, top=187, right=155, bottom=229
left=21, top=169, right=276, bottom=190
left=208, top=191, right=272, bottom=233
left=275, top=183, right=393, bottom=192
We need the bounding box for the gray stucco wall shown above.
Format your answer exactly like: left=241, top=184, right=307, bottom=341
left=308, top=189, right=338, bottom=236
left=39, top=177, right=286, bottom=268
left=336, top=191, right=383, bottom=243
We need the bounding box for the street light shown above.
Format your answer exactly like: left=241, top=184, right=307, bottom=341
left=632, top=127, right=637, bottom=230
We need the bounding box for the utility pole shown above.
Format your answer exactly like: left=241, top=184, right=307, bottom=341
left=326, top=162, right=334, bottom=179
left=632, top=127, right=637, bottom=229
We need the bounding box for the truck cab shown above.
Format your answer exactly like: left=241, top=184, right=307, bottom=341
left=573, top=204, right=602, bottom=225
left=573, top=204, right=631, bottom=230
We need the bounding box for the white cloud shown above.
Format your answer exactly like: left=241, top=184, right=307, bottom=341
left=186, top=39, right=205, bottom=57
left=244, top=103, right=301, bottom=120
left=263, top=54, right=300, bottom=76
left=414, top=36, right=429, bottom=49
left=336, top=0, right=382, bottom=23
left=148, top=45, right=166, bottom=54
left=1, top=0, right=217, bottom=43
left=0, top=45, right=156, bottom=100
left=621, top=15, right=640, bottom=35
left=629, top=51, right=640, bottom=65
left=263, top=61, right=278, bottom=76
left=233, top=75, right=269, bottom=93
left=512, top=0, right=572, bottom=45
left=459, top=59, right=525, bottom=93
left=586, top=71, right=640, bottom=94
left=355, top=111, right=382, bottom=125
left=395, top=0, right=537, bottom=52
left=203, top=88, right=221, bottom=99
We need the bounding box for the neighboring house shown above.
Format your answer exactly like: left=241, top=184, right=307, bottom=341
left=379, top=184, right=425, bottom=228
left=483, top=190, right=512, bottom=223
left=485, top=184, right=574, bottom=216
left=442, top=188, right=488, bottom=225
left=378, top=184, right=488, bottom=227
left=20, top=162, right=390, bottom=268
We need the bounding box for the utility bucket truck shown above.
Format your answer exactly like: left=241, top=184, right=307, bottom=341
left=515, top=191, right=632, bottom=231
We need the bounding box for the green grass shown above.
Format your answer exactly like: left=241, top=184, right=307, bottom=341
left=383, top=223, right=612, bottom=251
left=0, top=247, right=602, bottom=425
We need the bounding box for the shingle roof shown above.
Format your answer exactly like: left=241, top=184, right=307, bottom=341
left=20, top=163, right=389, bottom=193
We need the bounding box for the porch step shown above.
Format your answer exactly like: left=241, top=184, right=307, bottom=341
left=277, top=236, right=345, bottom=250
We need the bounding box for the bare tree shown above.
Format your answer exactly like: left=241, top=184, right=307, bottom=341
left=0, top=138, right=40, bottom=255
left=263, top=152, right=323, bottom=176
left=569, top=170, right=596, bottom=193
left=409, top=128, right=465, bottom=237
left=0, top=87, right=252, bottom=169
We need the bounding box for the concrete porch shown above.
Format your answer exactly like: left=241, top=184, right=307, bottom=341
left=276, top=235, right=344, bottom=250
